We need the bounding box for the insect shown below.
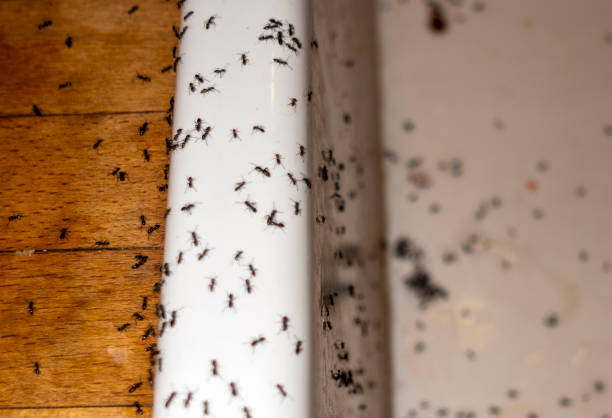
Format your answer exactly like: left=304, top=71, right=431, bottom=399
left=38, top=20, right=52, bottom=30
left=159, top=321, right=167, bottom=337
left=142, top=149, right=150, bottom=161
left=234, top=179, right=247, bottom=191
left=292, top=37, right=302, bottom=49
left=244, top=279, right=253, bottom=294
left=203, top=400, right=209, bottom=415
left=208, top=277, right=217, bottom=292
left=253, top=166, right=271, bottom=177
left=93, top=139, right=103, bottom=150
left=189, top=82, right=196, bottom=92
left=301, top=176, right=312, bottom=189
left=234, top=250, right=244, bottom=263
left=268, top=18, right=282, bottom=26
left=311, top=40, right=319, bottom=49
left=308, top=90, right=312, bottom=102
left=211, top=359, right=218, bottom=376
left=277, top=31, right=284, bottom=45
left=95, top=240, right=110, bottom=246
left=139, top=122, right=148, bottom=136
left=286, top=44, right=298, bottom=53
left=147, top=224, right=160, bottom=235
left=118, top=171, right=127, bottom=181
left=298, top=144, right=306, bottom=158
left=289, top=98, right=297, bottom=108
left=184, top=10, right=194, bottom=20
left=287, top=172, right=298, bottom=187
left=177, top=251, right=183, bottom=264
left=195, top=118, right=202, bottom=131
left=129, top=382, right=142, bottom=393
left=172, top=25, right=180, bottom=38
left=32, top=104, right=42, bottom=116
left=165, top=392, right=177, bottom=408
left=250, top=336, right=266, bottom=348
left=184, top=392, right=193, bottom=407
left=147, top=368, right=153, bottom=387
left=133, top=312, right=144, bottom=321
left=34, top=362, right=40, bottom=375
left=190, top=230, right=199, bottom=246
left=162, top=263, right=171, bottom=276
left=205, top=15, right=217, bottom=30
left=244, top=200, right=257, bottom=213
left=295, top=340, right=303, bottom=355
left=227, top=293, right=236, bottom=309
left=248, top=263, right=257, bottom=277
left=274, top=153, right=283, bottom=166
left=258, top=34, right=274, bottom=41
left=59, top=228, right=68, bottom=239
left=288, top=23, right=295, bottom=36
left=156, top=303, right=166, bottom=319
left=140, top=215, right=146, bottom=226
left=8, top=214, right=22, bottom=222
left=273, top=58, right=290, bottom=68
left=170, top=310, right=177, bottom=327
left=179, top=26, right=188, bottom=39
left=229, top=382, right=239, bottom=397
left=194, top=73, right=205, bottom=83
left=181, top=203, right=195, bottom=213
left=213, top=68, right=226, bottom=77
left=117, top=323, right=131, bottom=332
left=187, top=176, right=195, bottom=190
left=127, top=5, right=138, bottom=14
left=28, top=301, right=34, bottom=315
left=197, top=247, right=211, bottom=261
left=164, top=208, right=171, bottom=219
left=177, top=0, right=185, bottom=8
left=181, top=134, right=191, bottom=148
left=137, top=74, right=151, bottom=82
left=131, top=254, right=148, bottom=269
left=242, top=406, right=252, bottom=418
left=231, top=128, right=240, bottom=141
left=201, top=86, right=217, bottom=95
left=201, top=126, right=212, bottom=143
left=158, top=357, right=163, bottom=372
left=142, top=325, right=155, bottom=340
left=292, top=200, right=301, bottom=215
left=173, top=56, right=182, bottom=71
left=58, top=81, right=72, bottom=89
left=281, top=316, right=290, bottom=332
left=252, top=125, right=265, bottom=134
left=276, top=384, right=288, bottom=398
left=239, top=53, right=249, bottom=66
left=65, top=36, right=72, bottom=48
left=134, top=401, right=144, bottom=415
left=266, top=208, right=279, bottom=225
left=161, top=65, right=172, bottom=73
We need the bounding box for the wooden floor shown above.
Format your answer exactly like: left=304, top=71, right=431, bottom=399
left=0, top=0, right=178, bottom=416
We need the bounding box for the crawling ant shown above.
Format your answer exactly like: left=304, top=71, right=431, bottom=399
left=242, top=406, right=252, bottom=418
left=274, top=153, right=283, bottom=166
left=28, top=301, right=34, bottom=315
left=137, top=74, right=151, bottom=82
left=287, top=172, right=298, bottom=187
left=239, top=53, right=249, bottom=66
left=191, top=230, right=199, bottom=246
left=148, top=368, right=153, bottom=387
left=234, top=250, right=244, bottom=263
left=234, top=179, right=247, bottom=192
left=286, top=44, right=298, bottom=53
left=173, top=56, right=182, bottom=71
left=58, top=81, right=72, bottom=89
left=201, top=86, right=217, bottom=95
left=118, top=171, right=127, bottom=181
left=266, top=208, right=279, bottom=225
left=201, top=126, right=212, bottom=143
left=134, top=401, right=144, bottom=415
left=268, top=18, right=282, bottom=26
left=142, top=325, right=155, bottom=340
left=179, top=26, right=188, bottom=38
left=203, top=400, right=209, bottom=415
left=259, top=34, right=274, bottom=41
left=59, top=227, right=68, bottom=239
left=141, top=296, right=147, bottom=311
left=280, top=315, right=290, bottom=332
left=289, top=98, right=297, bottom=108
left=208, top=277, right=217, bottom=292
left=227, top=293, right=235, bottom=309
left=117, top=323, right=131, bottom=332
left=133, top=312, right=144, bottom=321
left=127, top=5, right=139, bottom=14
left=147, top=224, right=160, bottom=235
left=8, top=214, right=22, bottom=222
left=252, top=125, right=265, bottom=134
left=172, top=25, right=180, bottom=38
left=277, top=31, right=284, bottom=45
left=143, top=149, right=150, bottom=161
left=229, top=382, right=239, bottom=397
left=276, top=384, right=288, bottom=398
left=292, top=200, right=301, bottom=215
left=184, top=10, right=194, bottom=20
left=244, top=279, right=253, bottom=294
left=311, top=40, right=319, bottom=49
left=273, top=58, right=291, bottom=68
left=213, top=68, right=226, bottom=77
left=140, top=214, right=147, bottom=225
left=205, top=15, right=217, bottom=30
left=177, top=0, right=185, bottom=8
left=210, top=359, right=219, bottom=376
left=65, top=36, right=72, bottom=48
left=187, top=176, right=195, bottom=190
left=288, top=23, right=295, bottom=36
left=195, top=118, right=202, bottom=131
left=158, top=357, right=163, bottom=372
left=307, top=90, right=312, bottom=102
left=159, top=321, right=167, bottom=337
left=162, top=263, right=171, bottom=276
left=189, top=82, right=196, bottom=92
left=181, top=203, right=195, bottom=213
left=250, top=336, right=266, bottom=348
left=248, top=263, right=257, bottom=277
left=184, top=392, right=193, bottom=407
left=194, top=73, right=205, bottom=83
left=156, top=303, right=166, bottom=319
left=165, top=392, right=177, bottom=408
left=170, top=310, right=177, bottom=327
left=177, top=251, right=183, bottom=264
left=164, top=208, right=171, bottom=219
left=38, top=20, right=52, bottom=30
left=128, top=382, right=142, bottom=393
left=270, top=220, right=285, bottom=229
left=197, top=247, right=211, bottom=261
left=162, top=65, right=172, bottom=73
left=295, top=340, right=303, bottom=355
left=292, top=37, right=302, bottom=49
left=230, top=128, right=240, bottom=141
left=138, top=122, right=148, bottom=136
left=253, top=165, right=271, bottom=177
left=301, top=176, right=311, bottom=189
left=92, top=138, right=103, bottom=149
left=95, top=240, right=110, bottom=246
left=32, top=104, right=42, bottom=116
left=34, top=362, right=40, bottom=375
left=244, top=200, right=257, bottom=213
left=131, top=254, right=148, bottom=269
left=298, top=144, right=306, bottom=158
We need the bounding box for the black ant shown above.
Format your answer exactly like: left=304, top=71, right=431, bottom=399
left=288, top=23, right=295, bottom=36
left=173, top=56, right=182, bottom=71
left=191, top=230, right=199, bottom=246
left=208, top=277, right=217, bottom=292
left=287, top=172, right=298, bottom=187
left=162, top=263, right=171, bottom=276
left=227, top=293, right=235, bottom=310
left=147, top=224, right=160, bottom=235
left=177, top=251, right=183, bottom=264
left=143, top=149, right=150, bottom=161
left=234, top=179, right=247, bottom=191
left=286, top=44, right=298, bottom=54
left=242, top=406, right=252, bottom=418
left=134, top=402, right=144, bottom=415
left=292, top=37, right=302, bottom=49
left=289, top=98, right=297, bottom=108
left=142, top=296, right=148, bottom=311
left=195, top=118, right=202, bottom=131
left=32, top=104, right=42, bottom=116
left=273, top=57, right=291, bottom=68
left=248, top=263, right=257, bottom=277
left=139, top=122, right=148, bottom=136
left=253, top=165, right=271, bottom=177
left=250, top=336, right=266, bottom=348
left=131, top=254, right=148, bottom=269
left=295, top=340, right=303, bottom=355
left=277, top=31, right=284, bottom=45
left=201, top=86, right=217, bottom=95
left=276, top=384, right=288, bottom=398
left=184, top=392, right=193, bottom=407
left=170, top=310, right=177, bottom=327
left=213, top=68, right=226, bottom=77
left=38, top=20, right=52, bottom=30
left=197, top=247, right=212, bottom=260
left=311, top=40, right=319, bottom=49
left=95, top=240, right=110, bottom=246
left=259, top=34, right=274, bottom=41
left=301, top=176, right=312, bottom=189
left=129, top=382, right=142, bottom=393
left=8, top=214, right=22, bottom=222
left=298, top=144, right=306, bottom=158
left=194, top=73, right=205, bottom=83
left=266, top=208, right=279, bottom=225
left=165, top=392, right=177, bottom=408
left=202, top=126, right=212, bottom=143
left=117, top=323, right=131, bottom=332
left=244, top=279, right=253, bottom=294
left=280, top=315, right=290, bottom=332
left=142, top=325, right=155, bottom=340
left=162, top=64, right=172, bottom=73
left=211, top=359, right=219, bottom=376
left=58, top=81, right=72, bottom=89
left=189, top=82, right=196, bottom=92
left=252, top=125, right=265, bottom=134
left=231, top=128, right=240, bottom=141
left=292, top=200, right=301, bottom=215
left=65, top=36, right=72, bottom=48
left=133, top=312, right=144, bottom=321
left=172, top=25, right=180, bottom=38
left=239, top=53, right=249, bottom=66
left=229, top=382, right=239, bottom=397
left=187, top=176, right=196, bottom=190
left=184, top=10, right=194, bottom=20
left=59, top=228, right=68, bottom=239
left=244, top=200, right=257, bottom=213
left=92, top=138, right=103, bottom=149
left=181, top=203, right=195, bottom=213
left=28, top=301, right=34, bottom=315
left=34, top=362, right=40, bottom=375
left=274, top=153, right=283, bottom=166
left=203, top=400, right=209, bottom=415
left=205, top=15, right=217, bottom=30
left=234, top=250, right=244, bottom=263
left=137, top=74, right=151, bottom=82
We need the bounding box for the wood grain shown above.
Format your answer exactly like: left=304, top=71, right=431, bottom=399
left=0, top=0, right=177, bottom=415
left=0, top=0, right=178, bottom=115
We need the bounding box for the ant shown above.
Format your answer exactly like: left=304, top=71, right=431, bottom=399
left=177, top=251, right=183, bottom=264
left=142, top=325, right=155, bottom=340
left=143, top=149, right=150, bottom=161
left=301, top=176, right=312, bottom=189
left=137, top=74, right=151, bottom=82
left=95, top=240, right=110, bottom=246
left=172, top=25, right=180, bottom=38
left=230, top=128, right=240, bottom=141
left=252, top=165, right=271, bottom=177
left=117, top=323, right=131, bottom=332
left=129, top=382, right=142, bottom=393
left=184, top=10, right=194, bottom=20
left=197, top=247, right=212, bottom=261
left=184, top=392, right=193, bottom=407
left=295, top=340, right=303, bottom=355
left=194, top=73, right=205, bottom=83
left=92, top=138, right=103, bottom=149
left=156, top=303, right=166, bottom=319
left=191, top=230, right=199, bottom=246
left=142, top=296, right=148, bottom=311
left=134, top=402, right=144, bottom=415
left=280, top=315, right=290, bottom=332
left=170, top=310, right=177, bottom=327
left=273, top=57, right=291, bottom=69
left=244, top=279, right=253, bottom=294
left=286, top=44, right=298, bottom=54
left=213, top=68, right=226, bottom=77
left=32, top=104, right=42, bottom=116
left=297, top=144, right=306, bottom=160
left=227, top=293, right=235, bottom=310
left=259, top=34, right=274, bottom=41
left=159, top=322, right=167, bottom=337
left=133, top=312, right=144, bottom=321
left=164, top=208, right=171, bottom=219
left=287, top=172, right=298, bottom=187
left=210, top=359, right=219, bottom=376
left=181, top=203, right=196, bottom=213
left=292, top=200, right=301, bottom=215
left=239, top=53, right=249, bottom=66
left=162, top=65, right=172, bottom=73
left=34, top=362, right=40, bottom=375
left=195, top=118, right=202, bottom=131
left=277, top=31, right=284, bottom=45
left=229, top=382, right=239, bottom=398
left=162, top=263, right=171, bottom=276
left=244, top=200, right=257, bottom=213
left=173, top=56, right=182, bottom=71
left=234, top=250, right=244, bottom=263
left=165, top=392, right=177, bottom=408
left=58, top=81, right=72, bottom=89
left=289, top=98, right=297, bottom=108
left=187, top=176, right=196, bottom=190
left=292, top=37, right=302, bottom=49
left=234, top=179, right=247, bottom=192
left=208, top=277, right=217, bottom=292
left=147, top=224, right=160, bottom=235
left=205, top=15, right=217, bottom=30
left=139, top=122, right=148, bottom=136
left=201, top=126, right=212, bottom=143
left=250, top=336, right=266, bottom=349
left=59, top=227, right=68, bottom=239
left=8, top=214, right=22, bottom=222
left=248, top=263, right=257, bottom=277
left=252, top=125, right=265, bottom=134
left=276, top=384, right=288, bottom=398
left=273, top=153, right=283, bottom=167
left=201, top=86, right=217, bottom=95
left=203, top=400, right=210, bottom=415
left=28, top=301, right=34, bottom=315
left=242, top=406, right=252, bottom=418
left=266, top=208, right=279, bottom=225
left=189, top=82, right=196, bottom=93
left=288, top=23, right=295, bottom=36
left=38, top=20, right=52, bottom=30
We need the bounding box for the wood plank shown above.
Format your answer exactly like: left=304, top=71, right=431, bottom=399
left=0, top=406, right=151, bottom=418
left=0, top=0, right=178, bottom=115
left=0, top=250, right=162, bottom=407
left=0, top=113, right=169, bottom=251
left=310, top=0, right=391, bottom=416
